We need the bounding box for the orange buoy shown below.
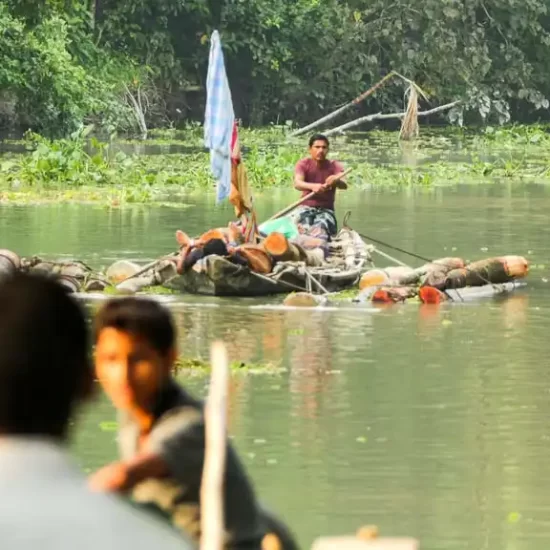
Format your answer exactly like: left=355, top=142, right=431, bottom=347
left=419, top=286, right=448, bottom=304
left=359, top=269, right=389, bottom=290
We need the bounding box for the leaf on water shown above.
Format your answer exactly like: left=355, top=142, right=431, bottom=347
left=507, top=512, right=521, bottom=524
left=99, top=421, right=119, bottom=432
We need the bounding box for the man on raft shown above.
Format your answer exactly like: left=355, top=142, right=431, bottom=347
left=293, top=134, right=348, bottom=241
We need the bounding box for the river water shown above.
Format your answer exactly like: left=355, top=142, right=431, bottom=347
left=1, top=183, right=550, bottom=549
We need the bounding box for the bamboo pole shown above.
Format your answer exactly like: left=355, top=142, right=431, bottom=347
left=324, top=101, right=461, bottom=136
left=265, top=167, right=354, bottom=223
left=115, top=252, right=178, bottom=287
left=290, top=72, right=396, bottom=137
left=372, top=247, right=411, bottom=268
left=200, top=341, right=230, bottom=550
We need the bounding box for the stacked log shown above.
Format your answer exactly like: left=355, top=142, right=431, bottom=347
left=0, top=249, right=20, bottom=281
left=357, top=255, right=529, bottom=305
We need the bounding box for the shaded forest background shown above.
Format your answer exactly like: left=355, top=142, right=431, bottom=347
left=1, top=0, right=550, bottom=137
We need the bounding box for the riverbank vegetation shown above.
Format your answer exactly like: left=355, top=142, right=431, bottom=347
left=3, top=124, right=550, bottom=206
left=1, top=1, right=550, bottom=138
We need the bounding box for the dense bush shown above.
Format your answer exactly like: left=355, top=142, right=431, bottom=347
left=2, top=0, right=550, bottom=136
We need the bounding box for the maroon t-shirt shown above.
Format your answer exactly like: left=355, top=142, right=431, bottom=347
left=294, top=158, right=345, bottom=210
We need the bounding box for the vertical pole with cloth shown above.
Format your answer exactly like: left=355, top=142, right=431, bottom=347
left=204, top=30, right=258, bottom=243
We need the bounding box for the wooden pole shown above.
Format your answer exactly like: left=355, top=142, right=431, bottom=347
left=290, top=72, right=396, bottom=137
left=265, top=167, right=354, bottom=223
left=324, top=101, right=461, bottom=136
left=115, top=252, right=178, bottom=286
left=200, top=341, right=229, bottom=550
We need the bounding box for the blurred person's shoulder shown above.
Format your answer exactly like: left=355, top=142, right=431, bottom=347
left=0, top=437, right=194, bottom=550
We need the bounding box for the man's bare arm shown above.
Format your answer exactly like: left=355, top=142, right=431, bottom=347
left=324, top=171, right=348, bottom=190
left=294, top=171, right=324, bottom=193
left=89, top=452, right=169, bottom=493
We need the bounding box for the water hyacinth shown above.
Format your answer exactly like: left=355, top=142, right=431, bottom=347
left=3, top=125, right=550, bottom=206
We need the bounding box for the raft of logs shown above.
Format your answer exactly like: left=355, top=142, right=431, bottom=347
left=0, top=248, right=179, bottom=295
left=354, top=255, right=529, bottom=305
left=1, top=242, right=530, bottom=307
left=169, top=227, right=375, bottom=297
left=1, top=224, right=373, bottom=298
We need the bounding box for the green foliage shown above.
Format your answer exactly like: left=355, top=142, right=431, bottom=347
left=0, top=3, right=136, bottom=137
left=7, top=126, right=129, bottom=187
left=4, top=126, right=550, bottom=208
left=2, top=1, right=550, bottom=135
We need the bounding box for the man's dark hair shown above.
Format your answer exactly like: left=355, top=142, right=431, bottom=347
left=94, top=297, right=176, bottom=356
left=0, top=272, right=91, bottom=439
left=308, top=134, right=329, bottom=148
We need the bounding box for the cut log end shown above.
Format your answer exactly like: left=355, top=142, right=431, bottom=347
left=264, top=232, right=291, bottom=258
left=283, top=292, right=321, bottom=307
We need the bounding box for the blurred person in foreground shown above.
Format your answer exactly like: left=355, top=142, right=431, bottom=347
left=89, top=297, right=298, bottom=550
left=0, top=272, right=193, bottom=550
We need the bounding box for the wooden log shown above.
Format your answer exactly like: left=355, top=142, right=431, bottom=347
left=106, top=260, right=142, bottom=284
left=324, top=101, right=461, bottom=136
left=442, top=257, right=526, bottom=290
left=116, top=274, right=157, bottom=294
left=283, top=292, right=324, bottom=307
left=290, top=72, right=396, bottom=137
left=84, top=277, right=110, bottom=292
left=338, top=228, right=358, bottom=270
left=0, top=249, right=21, bottom=269
left=57, top=275, right=81, bottom=293
left=372, top=286, right=417, bottom=304
left=233, top=245, right=274, bottom=274
left=295, top=245, right=325, bottom=267
left=501, top=255, right=529, bottom=278
left=359, top=267, right=416, bottom=290
left=0, top=249, right=20, bottom=280
left=153, top=259, right=178, bottom=284
left=264, top=232, right=295, bottom=261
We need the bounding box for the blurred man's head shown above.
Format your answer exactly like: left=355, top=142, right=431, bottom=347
left=93, top=298, right=176, bottom=416
left=0, top=272, right=93, bottom=440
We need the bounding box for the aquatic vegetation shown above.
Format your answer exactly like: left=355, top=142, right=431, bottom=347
left=173, top=356, right=285, bottom=376
left=3, top=125, right=550, bottom=205
left=329, top=288, right=361, bottom=301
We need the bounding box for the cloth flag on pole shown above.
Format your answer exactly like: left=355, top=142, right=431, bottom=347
left=204, top=30, right=235, bottom=203
left=204, top=30, right=258, bottom=242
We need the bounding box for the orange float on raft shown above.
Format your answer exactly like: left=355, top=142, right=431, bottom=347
left=359, top=269, right=389, bottom=290
left=371, top=286, right=418, bottom=303
left=418, top=286, right=448, bottom=304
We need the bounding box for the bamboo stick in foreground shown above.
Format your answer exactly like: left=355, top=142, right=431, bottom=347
left=200, top=341, right=230, bottom=550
